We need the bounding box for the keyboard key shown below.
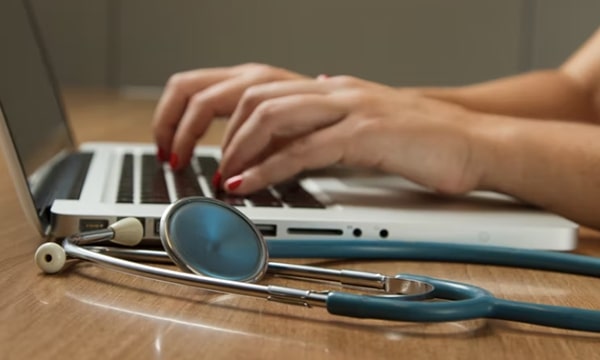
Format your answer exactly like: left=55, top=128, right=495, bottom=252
left=199, top=155, right=324, bottom=208
left=274, top=180, right=325, bottom=208
left=117, top=154, right=134, bottom=203
left=214, top=190, right=246, bottom=206
left=173, top=166, right=204, bottom=198
left=197, top=156, right=219, bottom=182
left=247, top=189, right=283, bottom=207
left=141, top=155, right=170, bottom=204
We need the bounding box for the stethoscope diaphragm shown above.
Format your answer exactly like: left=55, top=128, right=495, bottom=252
left=160, top=197, right=269, bottom=282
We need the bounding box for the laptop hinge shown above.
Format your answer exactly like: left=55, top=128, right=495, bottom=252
left=33, top=152, right=93, bottom=232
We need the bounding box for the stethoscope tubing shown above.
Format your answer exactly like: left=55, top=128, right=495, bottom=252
left=268, top=240, right=600, bottom=277
left=327, top=274, right=600, bottom=332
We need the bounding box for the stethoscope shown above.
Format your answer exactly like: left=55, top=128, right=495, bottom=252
left=35, top=197, right=600, bottom=333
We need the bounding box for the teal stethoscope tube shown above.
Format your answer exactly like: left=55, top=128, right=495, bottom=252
left=327, top=274, right=600, bottom=332
left=269, top=240, right=600, bottom=332
left=268, top=240, right=600, bottom=277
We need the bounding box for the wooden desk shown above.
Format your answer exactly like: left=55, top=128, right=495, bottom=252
left=2, top=89, right=600, bottom=359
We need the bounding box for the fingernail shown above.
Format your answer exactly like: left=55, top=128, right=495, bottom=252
left=157, top=147, right=169, bottom=162
left=212, top=171, right=222, bottom=189
left=316, top=74, right=329, bottom=80
left=224, top=175, right=243, bottom=192
left=169, top=153, right=179, bottom=169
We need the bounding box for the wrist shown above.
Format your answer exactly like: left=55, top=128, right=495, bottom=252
left=465, top=112, right=520, bottom=193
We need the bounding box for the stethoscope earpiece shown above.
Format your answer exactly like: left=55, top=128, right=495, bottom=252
left=35, top=242, right=66, bottom=274
left=34, top=217, right=144, bottom=274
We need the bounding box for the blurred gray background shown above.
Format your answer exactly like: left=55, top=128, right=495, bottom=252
left=30, top=0, right=600, bottom=91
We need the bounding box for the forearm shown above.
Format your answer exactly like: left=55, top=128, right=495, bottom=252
left=418, top=70, right=598, bottom=123
left=471, top=114, right=600, bottom=229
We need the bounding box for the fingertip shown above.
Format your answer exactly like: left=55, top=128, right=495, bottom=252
left=169, top=152, right=191, bottom=171
left=223, top=169, right=271, bottom=195
left=169, top=153, right=179, bottom=169
left=211, top=171, right=222, bottom=189
left=224, top=174, right=243, bottom=192
left=153, top=129, right=175, bottom=163
left=157, top=146, right=170, bottom=162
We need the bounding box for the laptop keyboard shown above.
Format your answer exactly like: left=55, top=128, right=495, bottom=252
left=117, top=154, right=325, bottom=208
left=39, top=152, right=93, bottom=203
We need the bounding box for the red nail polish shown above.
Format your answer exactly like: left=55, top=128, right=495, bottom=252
left=212, top=171, right=222, bottom=189
left=225, top=175, right=243, bottom=192
left=157, top=147, right=169, bottom=162
left=169, top=153, right=179, bottom=169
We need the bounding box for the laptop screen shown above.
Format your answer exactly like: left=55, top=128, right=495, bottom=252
left=0, top=0, right=73, bottom=178
left=0, top=0, right=75, bottom=233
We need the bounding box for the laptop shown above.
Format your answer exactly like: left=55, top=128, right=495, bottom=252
left=0, top=0, right=578, bottom=250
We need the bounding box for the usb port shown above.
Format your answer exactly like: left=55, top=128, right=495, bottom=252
left=79, top=219, right=109, bottom=232
left=153, top=218, right=161, bottom=236
left=256, top=224, right=277, bottom=237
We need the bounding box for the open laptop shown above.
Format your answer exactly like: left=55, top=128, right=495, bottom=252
left=0, top=0, right=578, bottom=250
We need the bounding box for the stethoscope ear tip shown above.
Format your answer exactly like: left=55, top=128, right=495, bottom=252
left=34, top=242, right=66, bottom=274
left=109, top=217, right=144, bottom=246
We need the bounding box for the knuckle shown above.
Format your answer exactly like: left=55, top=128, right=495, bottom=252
left=342, top=90, right=361, bottom=104
left=252, top=100, right=280, bottom=126
left=242, top=62, right=274, bottom=76
left=239, top=86, right=264, bottom=110
left=341, top=89, right=371, bottom=107
left=332, top=75, right=360, bottom=87
left=246, top=63, right=287, bottom=82
left=354, top=117, right=381, bottom=136
left=287, top=137, right=311, bottom=158
left=188, top=91, right=212, bottom=109
left=165, top=72, right=187, bottom=90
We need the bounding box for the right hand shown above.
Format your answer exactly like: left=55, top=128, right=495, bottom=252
left=152, top=63, right=308, bottom=170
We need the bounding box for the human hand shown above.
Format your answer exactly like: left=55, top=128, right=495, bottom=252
left=219, top=75, right=485, bottom=195
left=152, top=63, right=307, bottom=169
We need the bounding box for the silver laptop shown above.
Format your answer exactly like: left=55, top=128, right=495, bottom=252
left=0, top=0, right=578, bottom=250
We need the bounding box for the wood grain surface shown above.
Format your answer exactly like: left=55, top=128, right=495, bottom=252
left=1, top=89, right=599, bottom=360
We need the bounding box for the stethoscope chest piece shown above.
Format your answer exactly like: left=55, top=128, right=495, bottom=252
left=160, top=197, right=269, bottom=282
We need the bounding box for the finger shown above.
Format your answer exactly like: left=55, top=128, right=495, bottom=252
left=220, top=76, right=362, bottom=152
left=152, top=67, right=233, bottom=157
left=223, top=122, right=347, bottom=194
left=221, top=79, right=331, bottom=152
left=169, top=76, right=265, bottom=169
left=220, top=94, right=346, bottom=179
